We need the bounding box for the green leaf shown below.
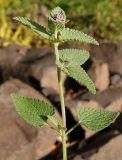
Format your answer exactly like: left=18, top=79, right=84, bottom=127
left=11, top=94, right=55, bottom=127
left=77, top=107, right=119, bottom=131
left=59, top=49, right=90, bottom=65
left=59, top=28, right=99, bottom=45
left=13, top=17, right=51, bottom=40
left=63, top=65, right=96, bottom=94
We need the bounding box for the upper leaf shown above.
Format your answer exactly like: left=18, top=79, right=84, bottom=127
left=77, top=107, right=119, bottom=131
left=11, top=94, right=55, bottom=127
left=59, top=28, right=99, bottom=45
left=13, top=17, right=51, bottom=40
left=59, top=49, right=90, bottom=65
left=63, top=65, right=96, bottom=94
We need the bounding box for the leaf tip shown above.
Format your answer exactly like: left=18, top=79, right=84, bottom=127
left=92, top=88, right=96, bottom=94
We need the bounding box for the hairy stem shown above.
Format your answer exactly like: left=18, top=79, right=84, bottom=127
left=54, top=29, right=67, bottom=160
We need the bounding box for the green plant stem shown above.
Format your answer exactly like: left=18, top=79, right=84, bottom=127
left=66, top=123, right=80, bottom=135
left=54, top=29, right=67, bottom=160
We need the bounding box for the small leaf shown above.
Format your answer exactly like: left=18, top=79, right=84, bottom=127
left=77, top=107, right=119, bottom=131
left=59, top=28, right=99, bottom=45
left=63, top=65, right=96, bottom=94
left=11, top=94, right=55, bottom=127
left=13, top=17, right=51, bottom=40
left=59, top=49, right=90, bottom=65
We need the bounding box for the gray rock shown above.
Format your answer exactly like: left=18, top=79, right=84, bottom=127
left=81, top=86, right=122, bottom=107
left=91, top=43, right=122, bottom=75
left=111, top=74, right=122, bottom=85
left=0, top=45, right=65, bottom=91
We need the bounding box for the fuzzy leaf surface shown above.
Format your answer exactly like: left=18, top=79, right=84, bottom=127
left=13, top=17, right=51, bottom=39
left=63, top=65, right=96, bottom=94
left=59, top=49, right=90, bottom=65
left=59, top=28, right=99, bottom=45
left=77, top=107, right=119, bottom=131
left=11, top=94, right=55, bottom=127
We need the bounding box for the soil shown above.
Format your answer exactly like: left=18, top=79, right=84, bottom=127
left=0, top=43, right=122, bottom=160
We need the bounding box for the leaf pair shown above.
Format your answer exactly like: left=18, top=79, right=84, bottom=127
left=11, top=94, right=119, bottom=132
left=58, top=49, right=96, bottom=94
left=14, top=17, right=98, bottom=94
left=14, top=17, right=99, bottom=45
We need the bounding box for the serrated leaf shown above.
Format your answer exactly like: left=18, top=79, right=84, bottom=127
left=77, top=107, right=119, bottom=131
left=63, top=65, right=96, bottom=94
left=13, top=17, right=51, bottom=40
left=59, top=28, right=99, bottom=45
left=11, top=94, right=55, bottom=127
left=59, top=49, right=90, bottom=65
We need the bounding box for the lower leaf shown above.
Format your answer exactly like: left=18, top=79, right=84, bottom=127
left=77, top=107, right=119, bottom=131
left=11, top=94, right=55, bottom=127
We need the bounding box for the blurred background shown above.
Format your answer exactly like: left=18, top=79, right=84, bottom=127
left=0, top=0, right=122, bottom=160
left=0, top=0, right=122, bottom=47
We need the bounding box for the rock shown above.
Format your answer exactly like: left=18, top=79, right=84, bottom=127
left=81, top=86, right=122, bottom=107
left=0, top=79, right=59, bottom=159
left=107, top=97, right=122, bottom=112
left=0, top=112, right=28, bottom=160
left=7, top=143, right=35, bottom=160
left=0, top=45, right=66, bottom=92
left=41, top=65, right=66, bottom=92
left=34, top=126, right=58, bottom=159
left=95, top=62, right=109, bottom=91
left=110, top=74, right=122, bottom=86
left=0, top=45, right=23, bottom=82
left=13, top=47, right=54, bottom=86
left=91, top=43, right=122, bottom=75
left=90, top=135, right=122, bottom=160
left=73, top=155, right=84, bottom=160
